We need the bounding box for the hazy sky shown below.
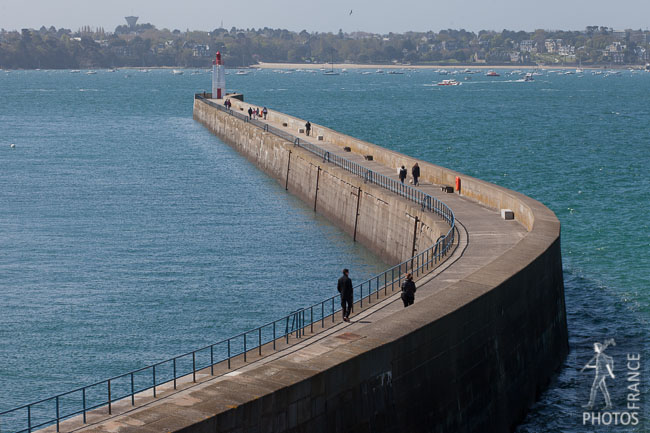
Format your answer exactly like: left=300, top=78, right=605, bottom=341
left=1, top=0, right=648, bottom=34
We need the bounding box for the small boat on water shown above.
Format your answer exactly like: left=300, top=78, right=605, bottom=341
left=375, top=69, right=384, bottom=74
left=388, top=70, right=404, bottom=75
left=70, top=70, right=81, bottom=73
left=172, top=69, right=184, bottom=75
left=236, top=70, right=250, bottom=75
left=486, top=71, right=500, bottom=77
left=524, top=73, right=534, bottom=82
left=86, top=71, right=97, bottom=75
left=437, top=79, right=461, bottom=86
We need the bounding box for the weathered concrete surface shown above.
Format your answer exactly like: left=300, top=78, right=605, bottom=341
left=44, top=96, right=567, bottom=433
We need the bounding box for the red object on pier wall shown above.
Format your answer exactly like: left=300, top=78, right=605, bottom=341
left=455, top=176, right=461, bottom=193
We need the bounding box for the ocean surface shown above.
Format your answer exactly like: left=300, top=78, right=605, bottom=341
left=1, top=67, right=648, bottom=431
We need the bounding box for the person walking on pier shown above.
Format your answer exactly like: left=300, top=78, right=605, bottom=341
left=262, top=107, right=268, bottom=120
left=305, top=121, right=311, bottom=136
left=399, top=166, right=407, bottom=184
left=412, top=162, right=420, bottom=186
left=248, top=107, right=253, bottom=119
left=401, top=273, right=417, bottom=307
left=338, top=268, right=353, bottom=322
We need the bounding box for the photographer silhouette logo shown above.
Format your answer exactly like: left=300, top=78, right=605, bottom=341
left=580, top=338, right=641, bottom=427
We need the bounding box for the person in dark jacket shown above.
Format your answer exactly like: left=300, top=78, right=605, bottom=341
left=412, top=162, right=420, bottom=186
left=305, top=121, right=311, bottom=136
left=247, top=107, right=253, bottom=119
left=399, top=166, right=407, bottom=184
left=401, top=273, right=416, bottom=307
left=337, top=268, right=353, bottom=322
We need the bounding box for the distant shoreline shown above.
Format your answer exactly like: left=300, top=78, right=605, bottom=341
left=256, top=62, right=634, bottom=70
left=2, top=64, right=644, bottom=71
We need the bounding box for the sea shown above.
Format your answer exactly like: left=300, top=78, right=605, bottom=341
left=0, top=67, right=648, bottom=432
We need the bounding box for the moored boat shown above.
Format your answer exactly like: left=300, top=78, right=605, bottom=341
left=437, top=79, right=461, bottom=86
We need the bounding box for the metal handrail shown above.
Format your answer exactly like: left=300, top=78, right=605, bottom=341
left=0, top=96, right=456, bottom=433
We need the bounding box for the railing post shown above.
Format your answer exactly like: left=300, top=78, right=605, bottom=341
left=228, top=339, right=231, bottom=369
left=295, top=313, right=299, bottom=338
left=130, top=373, right=135, bottom=406
left=311, top=306, right=314, bottom=333
left=108, top=379, right=112, bottom=415
left=27, top=404, right=31, bottom=433
left=244, top=334, right=247, bottom=362
left=273, top=322, right=276, bottom=350
left=321, top=302, right=325, bottom=327
left=174, top=358, right=177, bottom=389
left=360, top=284, right=363, bottom=308
left=210, top=346, right=214, bottom=375
left=259, top=327, right=262, bottom=356
left=56, top=396, right=60, bottom=432
left=332, top=298, right=335, bottom=322
left=192, top=352, right=196, bottom=382
left=153, top=365, right=157, bottom=397
left=83, top=387, right=87, bottom=423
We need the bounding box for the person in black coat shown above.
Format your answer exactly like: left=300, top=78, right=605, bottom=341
left=337, top=268, right=353, bottom=322
left=305, top=121, right=311, bottom=136
left=399, top=166, right=407, bottom=184
left=411, top=163, right=420, bottom=186
left=401, top=273, right=417, bottom=307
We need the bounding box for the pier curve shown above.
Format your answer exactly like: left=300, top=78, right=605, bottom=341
left=34, top=95, right=567, bottom=433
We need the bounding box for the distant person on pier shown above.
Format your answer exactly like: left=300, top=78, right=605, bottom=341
left=248, top=107, right=253, bottom=119
left=256, top=107, right=260, bottom=118
left=305, top=121, right=311, bottom=136
left=399, top=166, right=407, bottom=184
left=401, top=273, right=417, bottom=307
left=262, top=107, right=268, bottom=120
left=337, top=268, right=353, bottom=322
left=412, top=162, right=420, bottom=186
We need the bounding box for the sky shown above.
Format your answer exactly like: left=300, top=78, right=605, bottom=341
left=1, top=0, right=649, bottom=34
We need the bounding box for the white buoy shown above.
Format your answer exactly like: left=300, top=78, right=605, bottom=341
left=10, top=143, right=15, bottom=148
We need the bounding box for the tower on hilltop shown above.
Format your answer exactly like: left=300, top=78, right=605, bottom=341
left=125, top=16, right=139, bottom=29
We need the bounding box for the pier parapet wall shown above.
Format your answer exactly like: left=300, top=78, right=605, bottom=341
left=187, top=96, right=568, bottom=432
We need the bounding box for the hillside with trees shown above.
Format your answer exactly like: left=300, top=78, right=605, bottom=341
left=1, top=24, right=648, bottom=69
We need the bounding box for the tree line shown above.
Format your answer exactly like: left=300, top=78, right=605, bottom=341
left=1, top=24, right=648, bottom=69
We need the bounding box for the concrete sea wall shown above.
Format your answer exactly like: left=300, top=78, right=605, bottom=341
left=193, top=99, right=445, bottom=265
left=188, top=97, right=568, bottom=433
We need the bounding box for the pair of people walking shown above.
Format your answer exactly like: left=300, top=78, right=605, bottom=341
left=399, top=163, right=420, bottom=185
left=337, top=269, right=417, bottom=322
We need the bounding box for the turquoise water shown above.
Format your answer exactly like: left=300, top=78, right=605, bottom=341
left=1, top=68, right=649, bottom=431
left=0, top=70, right=389, bottom=424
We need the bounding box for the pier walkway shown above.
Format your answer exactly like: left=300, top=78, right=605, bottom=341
left=42, top=99, right=529, bottom=433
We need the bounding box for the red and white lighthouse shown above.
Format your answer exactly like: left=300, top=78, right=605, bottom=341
left=212, top=52, right=225, bottom=99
